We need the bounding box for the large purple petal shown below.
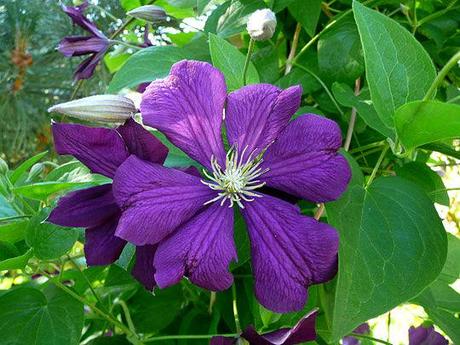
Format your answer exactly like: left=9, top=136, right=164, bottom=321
left=116, top=118, right=168, bottom=164
left=48, top=184, right=118, bottom=228
left=73, top=50, right=106, bottom=80
left=52, top=122, right=128, bottom=177
left=154, top=203, right=236, bottom=291
left=58, top=36, right=109, bottom=57
left=409, top=325, right=448, bottom=345
left=261, top=114, right=351, bottom=203
left=132, top=245, right=157, bottom=291
left=241, top=195, right=338, bottom=313
left=140, top=60, right=227, bottom=169
left=112, top=155, right=216, bottom=246
left=85, top=216, right=127, bottom=266
left=225, top=84, right=301, bottom=160
left=62, top=2, right=106, bottom=38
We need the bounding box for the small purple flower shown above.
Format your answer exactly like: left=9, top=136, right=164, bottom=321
left=211, top=309, right=318, bottom=345
left=47, top=118, right=168, bottom=290
left=112, top=60, right=351, bottom=312
left=409, top=325, right=448, bottom=345
left=342, top=323, right=370, bottom=345
left=59, top=1, right=110, bottom=80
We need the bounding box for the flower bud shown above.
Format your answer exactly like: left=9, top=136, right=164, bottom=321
left=48, top=95, right=136, bottom=123
left=27, top=163, right=44, bottom=181
left=127, top=5, right=167, bottom=23
left=246, top=9, right=277, bottom=41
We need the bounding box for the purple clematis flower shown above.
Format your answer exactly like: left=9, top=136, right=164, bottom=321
left=47, top=118, right=168, bottom=289
left=211, top=309, right=318, bottom=345
left=342, top=323, right=370, bottom=345
left=112, top=60, right=351, bottom=312
left=59, top=1, right=110, bottom=80
left=409, top=325, right=448, bottom=345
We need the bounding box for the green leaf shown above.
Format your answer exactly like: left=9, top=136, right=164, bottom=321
left=10, top=151, right=47, bottom=184
left=230, top=209, right=250, bottom=270
left=395, top=100, right=460, bottom=150
left=14, top=181, right=94, bottom=201
left=26, top=211, right=79, bottom=260
left=332, top=82, right=395, bottom=139
left=318, top=18, right=364, bottom=84
left=288, top=0, right=322, bottom=36
left=326, top=176, right=447, bottom=340
left=130, top=285, right=184, bottom=332
left=276, top=68, right=321, bottom=95
left=0, top=220, right=28, bottom=243
left=0, top=247, right=32, bottom=270
left=209, top=33, right=259, bottom=91
left=395, top=162, right=449, bottom=206
left=108, top=45, right=209, bottom=92
left=353, top=1, right=436, bottom=131
left=0, top=286, right=84, bottom=345
left=209, top=0, right=266, bottom=38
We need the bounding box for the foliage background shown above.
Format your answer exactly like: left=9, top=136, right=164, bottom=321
left=0, top=0, right=459, bottom=344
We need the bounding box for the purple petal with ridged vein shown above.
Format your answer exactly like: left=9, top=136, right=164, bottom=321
left=48, top=184, right=118, bottom=228
left=116, top=118, right=168, bottom=164
left=112, top=155, right=216, bottom=246
left=261, top=114, right=351, bottom=203
left=85, top=215, right=127, bottom=266
left=52, top=122, right=129, bottom=177
left=241, top=195, right=338, bottom=313
left=225, top=84, right=301, bottom=160
left=141, top=60, right=227, bottom=169
left=155, top=203, right=236, bottom=291
left=132, top=245, right=157, bottom=290
left=409, top=326, right=448, bottom=345
left=58, top=36, right=109, bottom=57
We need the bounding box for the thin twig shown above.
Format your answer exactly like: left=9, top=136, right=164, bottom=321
left=285, top=23, right=302, bottom=75
left=344, top=78, right=361, bottom=151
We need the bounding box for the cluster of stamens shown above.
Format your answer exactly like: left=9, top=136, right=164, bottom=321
left=201, top=146, right=269, bottom=208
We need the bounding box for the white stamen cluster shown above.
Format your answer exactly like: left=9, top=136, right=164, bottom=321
left=202, top=146, right=269, bottom=208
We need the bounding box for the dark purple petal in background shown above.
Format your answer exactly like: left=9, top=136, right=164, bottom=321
left=210, top=336, right=235, bottom=345
left=154, top=203, right=236, bottom=291
left=116, top=118, right=168, bottom=164
left=141, top=60, right=227, bottom=169
left=58, top=36, right=109, bottom=57
left=132, top=245, right=157, bottom=291
left=73, top=49, right=107, bottom=80
left=342, top=323, right=370, bottom=345
left=261, top=114, right=351, bottom=203
left=409, top=325, right=448, bottom=345
left=48, top=184, right=118, bottom=228
left=113, top=155, right=216, bottom=245
left=62, top=1, right=106, bottom=38
left=225, top=84, right=301, bottom=160
left=52, top=122, right=129, bottom=178
left=85, top=216, right=127, bottom=266
left=241, top=195, right=338, bottom=313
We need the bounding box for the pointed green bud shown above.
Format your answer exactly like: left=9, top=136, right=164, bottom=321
left=127, top=5, right=167, bottom=23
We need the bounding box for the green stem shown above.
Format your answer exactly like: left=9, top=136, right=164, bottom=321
left=423, top=50, right=460, bottom=101
left=232, top=284, right=242, bottom=333
left=349, top=140, right=386, bottom=154
left=68, top=256, right=106, bottom=312
left=116, top=299, right=137, bottom=335
left=0, top=214, right=32, bottom=222
left=318, top=329, right=393, bottom=345
left=144, top=334, right=238, bottom=342
left=293, top=63, right=344, bottom=116
left=366, top=145, right=389, bottom=188
left=40, top=271, right=142, bottom=343
left=242, top=39, right=255, bottom=86
left=416, top=5, right=460, bottom=29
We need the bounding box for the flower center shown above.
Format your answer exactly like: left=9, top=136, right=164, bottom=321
left=201, top=146, right=269, bottom=208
